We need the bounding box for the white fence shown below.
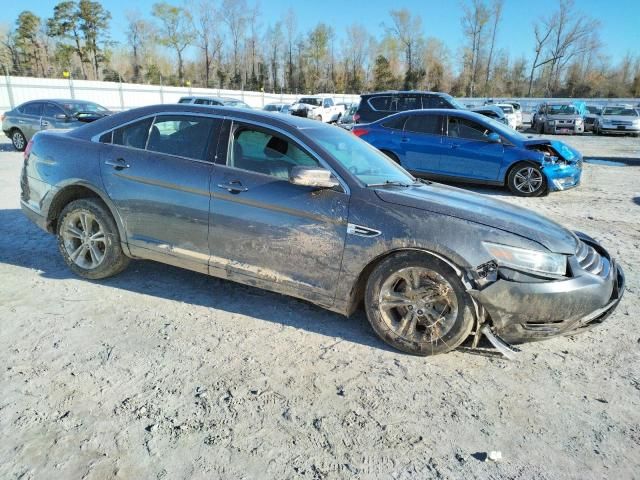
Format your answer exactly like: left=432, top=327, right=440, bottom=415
left=1, top=75, right=638, bottom=113
left=0, top=76, right=361, bottom=111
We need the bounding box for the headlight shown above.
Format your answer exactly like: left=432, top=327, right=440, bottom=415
left=482, top=242, right=567, bottom=276
left=575, top=118, right=583, bottom=124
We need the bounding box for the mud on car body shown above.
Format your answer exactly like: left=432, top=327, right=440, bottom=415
left=20, top=105, right=624, bottom=356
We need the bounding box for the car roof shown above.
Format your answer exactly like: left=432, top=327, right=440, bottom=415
left=66, top=103, right=334, bottom=140
left=19, top=99, right=99, bottom=105
left=361, top=90, right=448, bottom=97
left=373, top=108, right=488, bottom=123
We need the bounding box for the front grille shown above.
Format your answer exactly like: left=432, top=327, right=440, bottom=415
left=611, top=120, right=632, bottom=126
left=575, top=240, right=608, bottom=277
left=556, top=119, right=574, bottom=125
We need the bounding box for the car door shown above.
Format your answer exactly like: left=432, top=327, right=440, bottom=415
left=208, top=120, right=349, bottom=302
left=398, top=113, right=445, bottom=173
left=441, top=115, right=505, bottom=181
left=99, top=114, right=221, bottom=274
left=17, top=102, right=43, bottom=139
left=42, top=103, right=69, bottom=131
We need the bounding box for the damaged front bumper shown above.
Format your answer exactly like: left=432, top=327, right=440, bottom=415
left=542, top=160, right=582, bottom=191
left=470, top=235, right=625, bottom=344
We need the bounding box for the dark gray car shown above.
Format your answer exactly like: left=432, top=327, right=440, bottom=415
left=19, top=105, right=625, bottom=356
left=2, top=99, right=111, bottom=151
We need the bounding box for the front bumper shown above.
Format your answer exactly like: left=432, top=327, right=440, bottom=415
left=471, top=236, right=625, bottom=344
left=600, top=125, right=640, bottom=134
left=543, top=161, right=582, bottom=191
left=547, top=122, right=584, bottom=134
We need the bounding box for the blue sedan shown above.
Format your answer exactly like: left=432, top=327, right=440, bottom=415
left=352, top=109, right=582, bottom=196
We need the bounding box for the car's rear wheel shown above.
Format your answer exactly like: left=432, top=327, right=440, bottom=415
left=365, top=252, right=475, bottom=356
left=507, top=162, right=547, bottom=197
left=11, top=129, right=27, bottom=151
left=57, top=198, right=129, bottom=280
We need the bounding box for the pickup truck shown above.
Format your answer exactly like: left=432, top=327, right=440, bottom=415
left=290, top=96, right=345, bottom=123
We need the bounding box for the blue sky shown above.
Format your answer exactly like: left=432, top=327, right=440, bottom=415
left=3, top=0, right=639, bottom=67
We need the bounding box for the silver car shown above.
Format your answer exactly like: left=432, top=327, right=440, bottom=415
left=532, top=102, right=585, bottom=135
left=2, top=99, right=111, bottom=151
left=594, top=106, right=640, bottom=136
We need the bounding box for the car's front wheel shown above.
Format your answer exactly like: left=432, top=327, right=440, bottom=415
left=507, top=162, right=547, bottom=197
left=57, top=198, right=130, bottom=279
left=11, top=129, right=27, bottom=151
left=365, top=252, right=475, bottom=356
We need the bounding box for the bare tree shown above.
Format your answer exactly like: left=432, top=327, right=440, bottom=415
left=221, top=0, right=247, bottom=88
left=283, top=8, right=296, bottom=92
left=461, top=0, right=490, bottom=96
left=483, top=0, right=503, bottom=95
left=126, top=12, right=154, bottom=82
left=527, top=14, right=557, bottom=96
left=194, top=0, right=223, bottom=87
left=386, top=9, right=424, bottom=88
left=264, top=22, right=283, bottom=91
left=152, top=2, right=194, bottom=84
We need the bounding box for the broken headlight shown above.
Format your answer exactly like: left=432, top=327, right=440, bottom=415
left=482, top=242, right=567, bottom=276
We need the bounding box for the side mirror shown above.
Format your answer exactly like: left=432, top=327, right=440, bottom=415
left=487, top=132, right=501, bottom=143
left=54, top=113, right=69, bottom=121
left=289, top=166, right=340, bottom=189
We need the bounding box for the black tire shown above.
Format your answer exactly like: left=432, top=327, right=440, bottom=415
left=364, top=252, right=475, bottom=356
left=57, top=198, right=130, bottom=280
left=507, top=162, right=547, bottom=197
left=11, top=129, right=27, bottom=151
left=381, top=150, right=401, bottom=165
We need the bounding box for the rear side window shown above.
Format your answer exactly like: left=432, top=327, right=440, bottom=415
left=381, top=116, right=407, bottom=130
left=368, top=96, right=393, bottom=111
left=113, top=118, right=153, bottom=149
left=147, top=115, right=216, bottom=161
left=424, top=96, right=452, bottom=109
left=405, top=115, right=443, bottom=135
left=178, top=98, right=193, bottom=104
left=21, top=103, right=43, bottom=116
left=194, top=99, right=210, bottom=105
left=396, top=96, right=420, bottom=111
left=43, top=103, right=65, bottom=117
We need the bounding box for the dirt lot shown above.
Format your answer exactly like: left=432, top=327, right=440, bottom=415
left=1, top=135, right=639, bottom=479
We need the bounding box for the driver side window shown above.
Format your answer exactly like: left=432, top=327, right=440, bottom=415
left=447, top=117, right=492, bottom=142
left=229, top=126, right=320, bottom=180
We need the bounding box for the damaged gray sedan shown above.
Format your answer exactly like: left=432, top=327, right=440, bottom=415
left=20, top=105, right=625, bottom=356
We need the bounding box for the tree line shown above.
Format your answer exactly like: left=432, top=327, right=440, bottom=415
left=1, top=0, right=639, bottom=98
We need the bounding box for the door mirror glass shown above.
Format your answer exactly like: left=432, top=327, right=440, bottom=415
left=54, top=113, right=69, bottom=121
left=289, top=166, right=339, bottom=188
left=487, top=132, right=501, bottom=143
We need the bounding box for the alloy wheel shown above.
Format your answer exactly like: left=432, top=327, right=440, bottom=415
left=378, top=267, right=458, bottom=344
left=513, top=167, right=543, bottom=194
left=12, top=131, right=25, bottom=150
left=61, top=210, right=107, bottom=269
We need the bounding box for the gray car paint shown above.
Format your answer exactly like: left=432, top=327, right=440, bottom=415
left=20, top=104, right=624, bottom=346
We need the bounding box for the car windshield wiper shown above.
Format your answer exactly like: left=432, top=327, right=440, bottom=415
left=366, top=180, right=413, bottom=188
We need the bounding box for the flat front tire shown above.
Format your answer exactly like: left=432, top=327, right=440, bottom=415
left=57, top=198, right=129, bottom=280
left=365, top=252, right=475, bottom=356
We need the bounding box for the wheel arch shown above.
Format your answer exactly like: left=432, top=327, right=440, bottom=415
left=45, top=182, right=130, bottom=254
left=346, top=247, right=471, bottom=316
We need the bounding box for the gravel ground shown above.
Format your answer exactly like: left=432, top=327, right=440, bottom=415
left=0, top=135, right=639, bottom=479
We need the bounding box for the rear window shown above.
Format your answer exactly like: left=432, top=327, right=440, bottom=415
left=147, top=115, right=215, bottom=160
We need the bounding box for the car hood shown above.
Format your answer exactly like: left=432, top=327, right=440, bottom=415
left=375, top=183, right=578, bottom=254
left=521, top=139, right=581, bottom=162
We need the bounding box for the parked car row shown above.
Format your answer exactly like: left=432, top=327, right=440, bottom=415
left=18, top=103, right=625, bottom=357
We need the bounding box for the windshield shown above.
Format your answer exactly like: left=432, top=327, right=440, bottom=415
left=225, top=100, right=250, bottom=108
left=479, top=114, right=527, bottom=140
left=547, top=104, right=577, bottom=115
left=263, top=104, right=279, bottom=111
left=308, top=127, right=415, bottom=186
left=443, top=94, right=466, bottom=109
left=586, top=106, right=601, bottom=114
left=61, top=101, right=108, bottom=114
left=299, top=97, right=322, bottom=107
left=602, top=107, right=638, bottom=116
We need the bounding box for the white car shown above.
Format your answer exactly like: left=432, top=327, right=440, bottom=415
left=495, top=103, right=518, bottom=129
left=502, top=101, right=523, bottom=129
left=289, top=96, right=345, bottom=123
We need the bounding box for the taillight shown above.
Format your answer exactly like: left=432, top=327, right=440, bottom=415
left=352, top=127, right=369, bottom=137
left=353, top=113, right=360, bottom=123
left=24, top=139, right=34, bottom=161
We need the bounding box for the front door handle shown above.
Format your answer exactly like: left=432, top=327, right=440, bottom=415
left=217, top=181, right=248, bottom=193
left=41, top=120, right=49, bottom=127
left=450, top=144, right=460, bottom=149
left=105, top=158, right=130, bottom=170
left=401, top=137, right=410, bottom=143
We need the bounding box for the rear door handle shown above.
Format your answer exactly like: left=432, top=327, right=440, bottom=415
left=217, top=182, right=248, bottom=193
left=105, top=158, right=130, bottom=170
left=401, top=137, right=410, bottom=143
left=450, top=144, right=460, bottom=149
